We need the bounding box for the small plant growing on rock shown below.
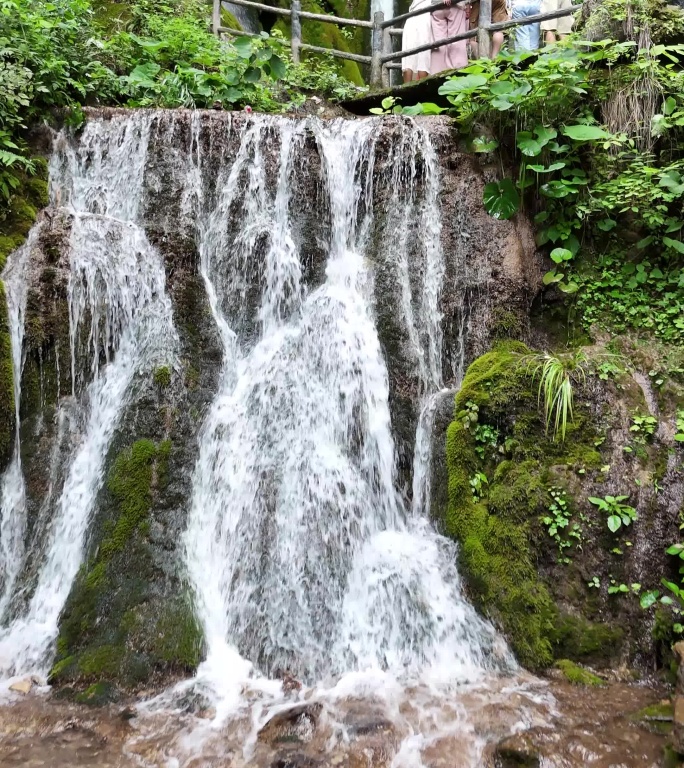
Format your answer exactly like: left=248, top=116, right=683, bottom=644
left=542, top=486, right=581, bottom=563
left=153, top=365, right=171, bottom=389
left=470, top=472, right=488, bottom=501
left=630, top=411, right=658, bottom=442
left=473, top=423, right=498, bottom=459
left=521, top=351, right=588, bottom=442
left=589, top=494, right=637, bottom=533
left=675, top=409, right=684, bottom=443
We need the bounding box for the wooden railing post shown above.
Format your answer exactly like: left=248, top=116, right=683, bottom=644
left=370, top=11, right=384, bottom=88
left=381, top=24, right=391, bottom=87
left=291, top=0, right=302, bottom=64
left=477, top=0, right=492, bottom=58
left=212, top=0, right=221, bottom=35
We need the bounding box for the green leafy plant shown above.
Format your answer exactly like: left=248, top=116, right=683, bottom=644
left=675, top=410, right=684, bottom=443
left=473, top=423, right=498, bottom=460
left=589, top=494, right=637, bottom=533
left=542, top=486, right=580, bottom=563
left=588, top=575, right=600, bottom=588
left=470, top=472, right=488, bottom=501
left=608, top=579, right=641, bottom=595
left=522, top=351, right=588, bottom=441
left=630, top=411, right=658, bottom=442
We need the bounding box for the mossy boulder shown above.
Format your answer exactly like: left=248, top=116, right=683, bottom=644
left=50, top=438, right=204, bottom=693
left=555, top=659, right=604, bottom=686
left=440, top=342, right=624, bottom=670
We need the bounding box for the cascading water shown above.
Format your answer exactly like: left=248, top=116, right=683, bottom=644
left=178, top=115, right=510, bottom=720
left=0, top=234, right=32, bottom=619
left=0, top=114, right=176, bottom=678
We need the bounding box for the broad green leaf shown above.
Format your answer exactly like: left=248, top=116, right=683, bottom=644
left=471, top=136, right=499, bottom=152
left=267, top=54, right=286, bottom=79
left=528, top=162, right=566, bottom=173
left=482, top=178, right=520, bottom=220
left=550, top=247, right=573, bottom=264
left=438, top=74, right=488, bottom=94
left=491, top=97, right=514, bottom=111
left=126, top=62, right=161, bottom=89
left=667, top=544, right=684, bottom=555
left=489, top=81, right=514, bottom=95
left=534, top=126, right=557, bottom=144
left=562, top=124, right=611, bottom=141
left=405, top=102, right=444, bottom=115
left=607, top=514, right=622, bottom=533
left=243, top=66, right=261, bottom=83
left=233, top=36, right=254, bottom=59
left=664, top=96, right=677, bottom=116
left=542, top=269, right=564, bottom=285
left=663, top=237, right=684, bottom=254
left=640, top=590, right=659, bottom=609
left=558, top=281, right=579, bottom=294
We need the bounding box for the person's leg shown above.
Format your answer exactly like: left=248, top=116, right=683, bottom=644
left=430, top=9, right=449, bottom=73
left=544, top=29, right=556, bottom=44
left=417, top=70, right=429, bottom=79
left=403, top=69, right=414, bottom=83
left=512, top=1, right=540, bottom=50
left=491, top=30, right=504, bottom=56
left=445, top=5, right=468, bottom=68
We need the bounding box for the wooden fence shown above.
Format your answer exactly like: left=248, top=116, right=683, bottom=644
left=212, top=0, right=577, bottom=87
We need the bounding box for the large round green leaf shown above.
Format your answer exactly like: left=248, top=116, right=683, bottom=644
left=483, top=179, right=520, bottom=220
left=562, top=124, right=610, bottom=141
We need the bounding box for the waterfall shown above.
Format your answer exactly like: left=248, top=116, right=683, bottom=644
left=180, top=114, right=507, bottom=714
left=0, top=234, right=32, bottom=618
left=0, top=110, right=509, bottom=713
left=0, top=114, right=176, bottom=678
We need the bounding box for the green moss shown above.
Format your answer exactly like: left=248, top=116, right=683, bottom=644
left=101, top=439, right=157, bottom=558
left=78, top=644, right=125, bottom=678
left=0, top=166, right=48, bottom=271
left=550, top=613, right=623, bottom=662
left=635, top=702, right=674, bottom=720
left=152, top=599, right=203, bottom=669
left=555, top=659, right=604, bottom=686
left=153, top=365, right=171, bottom=389
left=220, top=8, right=242, bottom=30
left=75, top=681, right=118, bottom=706
left=441, top=343, right=624, bottom=671
left=444, top=345, right=557, bottom=669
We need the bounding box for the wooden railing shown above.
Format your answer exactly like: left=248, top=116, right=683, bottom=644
left=212, top=0, right=577, bottom=87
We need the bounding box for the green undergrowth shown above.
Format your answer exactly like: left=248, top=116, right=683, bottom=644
left=50, top=438, right=203, bottom=694
left=443, top=342, right=623, bottom=670
left=272, top=0, right=368, bottom=85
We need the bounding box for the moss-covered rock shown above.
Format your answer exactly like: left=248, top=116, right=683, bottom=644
left=0, top=162, right=48, bottom=272
left=555, top=659, right=604, bottom=686
left=50, top=438, right=203, bottom=693
left=440, top=342, right=625, bottom=670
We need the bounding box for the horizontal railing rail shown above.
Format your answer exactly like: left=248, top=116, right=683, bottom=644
left=212, top=0, right=580, bottom=87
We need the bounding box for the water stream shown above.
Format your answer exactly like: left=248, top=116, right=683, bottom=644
left=0, top=115, right=176, bottom=678
left=1, top=112, right=532, bottom=767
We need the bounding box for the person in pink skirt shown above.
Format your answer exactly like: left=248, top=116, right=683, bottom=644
left=431, top=0, right=468, bottom=73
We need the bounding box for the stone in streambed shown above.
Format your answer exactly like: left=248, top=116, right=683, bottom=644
left=9, top=678, right=34, bottom=694
left=492, top=733, right=541, bottom=768
left=258, top=703, right=322, bottom=746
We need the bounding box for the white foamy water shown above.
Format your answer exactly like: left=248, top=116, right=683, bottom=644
left=173, top=115, right=511, bottom=728
left=0, top=233, right=32, bottom=618
left=0, top=115, right=176, bottom=678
